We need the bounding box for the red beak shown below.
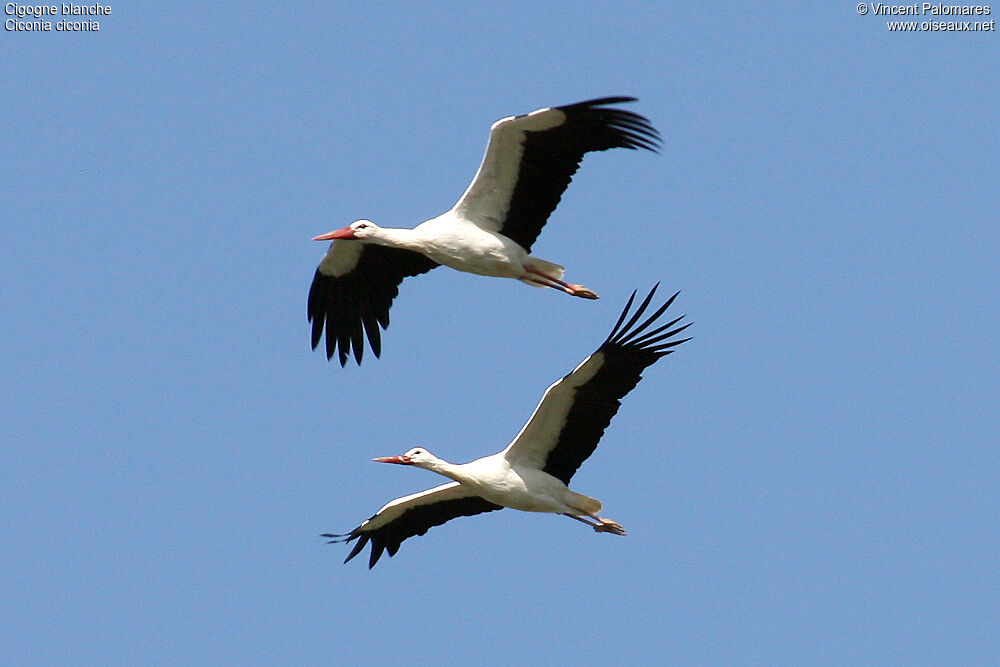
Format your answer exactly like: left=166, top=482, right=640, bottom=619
left=373, top=455, right=412, bottom=465
left=312, top=226, right=356, bottom=241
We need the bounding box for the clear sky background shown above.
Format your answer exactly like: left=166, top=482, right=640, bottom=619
left=2, top=3, right=997, bottom=665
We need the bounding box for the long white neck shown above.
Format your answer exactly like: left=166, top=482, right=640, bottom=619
left=419, top=456, right=468, bottom=484
left=367, top=226, right=427, bottom=253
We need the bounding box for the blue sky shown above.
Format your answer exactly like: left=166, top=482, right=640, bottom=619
left=2, top=3, right=997, bottom=665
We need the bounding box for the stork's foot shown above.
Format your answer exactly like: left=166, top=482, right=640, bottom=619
left=593, top=518, right=626, bottom=536
left=569, top=284, right=599, bottom=300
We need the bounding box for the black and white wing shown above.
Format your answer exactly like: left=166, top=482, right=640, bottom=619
left=502, top=286, right=690, bottom=484
left=308, top=242, right=438, bottom=366
left=324, top=482, right=503, bottom=568
left=452, top=96, right=661, bottom=252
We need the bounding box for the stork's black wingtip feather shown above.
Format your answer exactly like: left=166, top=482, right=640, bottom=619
left=604, top=286, right=691, bottom=354
left=584, top=95, right=639, bottom=106
left=322, top=532, right=353, bottom=546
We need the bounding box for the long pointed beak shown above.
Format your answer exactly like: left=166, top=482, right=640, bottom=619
left=312, top=226, right=356, bottom=241
left=373, top=455, right=412, bottom=465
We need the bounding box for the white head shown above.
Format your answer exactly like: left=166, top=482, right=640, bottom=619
left=312, top=219, right=380, bottom=242
left=372, top=447, right=437, bottom=468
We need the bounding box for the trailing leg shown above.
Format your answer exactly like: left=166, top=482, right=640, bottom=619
left=524, top=265, right=599, bottom=299
left=562, top=513, right=626, bottom=536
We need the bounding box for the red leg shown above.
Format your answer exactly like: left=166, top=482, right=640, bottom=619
left=524, top=265, right=599, bottom=299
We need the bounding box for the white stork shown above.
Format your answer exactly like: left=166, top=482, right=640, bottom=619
left=324, top=286, right=690, bottom=568
left=308, top=96, right=661, bottom=365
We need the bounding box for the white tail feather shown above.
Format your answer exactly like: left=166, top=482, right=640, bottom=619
left=518, top=256, right=565, bottom=287
left=567, top=490, right=602, bottom=515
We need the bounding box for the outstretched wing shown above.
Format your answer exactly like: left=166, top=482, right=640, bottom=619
left=502, top=286, right=690, bottom=484
left=308, top=242, right=438, bottom=366
left=452, top=96, right=661, bottom=252
left=325, top=482, right=503, bottom=568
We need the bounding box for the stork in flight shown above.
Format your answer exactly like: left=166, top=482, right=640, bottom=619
left=325, top=285, right=690, bottom=568
left=308, top=96, right=661, bottom=365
